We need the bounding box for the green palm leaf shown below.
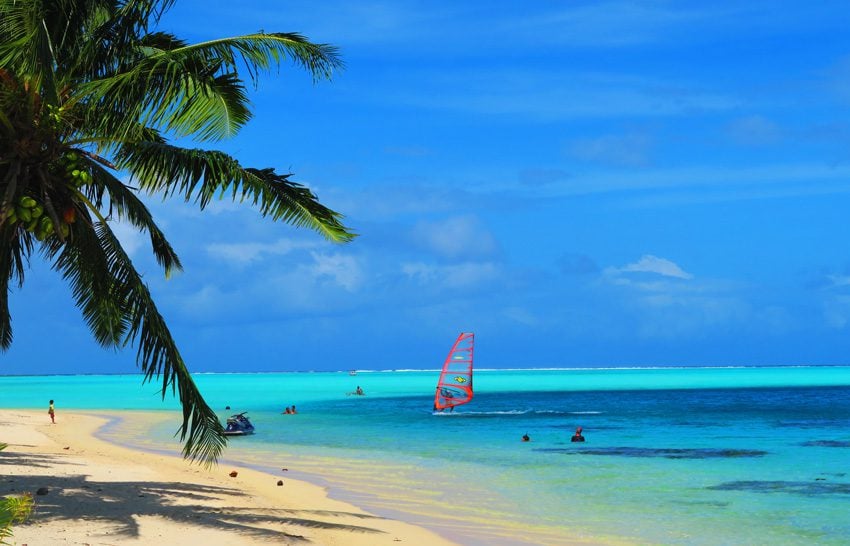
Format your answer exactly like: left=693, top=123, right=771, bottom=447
left=117, top=141, right=356, bottom=242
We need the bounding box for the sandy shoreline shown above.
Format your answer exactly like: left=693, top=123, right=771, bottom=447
left=0, top=410, right=457, bottom=545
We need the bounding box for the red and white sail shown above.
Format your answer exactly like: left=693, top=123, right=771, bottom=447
left=433, top=332, right=474, bottom=411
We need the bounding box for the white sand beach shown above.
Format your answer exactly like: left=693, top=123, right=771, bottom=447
left=0, top=410, right=458, bottom=545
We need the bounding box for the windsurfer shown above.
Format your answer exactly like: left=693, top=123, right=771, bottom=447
left=432, top=333, right=474, bottom=413
left=437, top=387, right=456, bottom=412
left=571, top=426, right=585, bottom=442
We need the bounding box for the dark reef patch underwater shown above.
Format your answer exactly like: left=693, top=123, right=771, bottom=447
left=533, top=446, right=768, bottom=459
left=799, top=440, right=850, bottom=448
left=707, top=480, right=850, bottom=496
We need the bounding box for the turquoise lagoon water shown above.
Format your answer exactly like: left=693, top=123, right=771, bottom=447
left=2, top=367, right=850, bottom=545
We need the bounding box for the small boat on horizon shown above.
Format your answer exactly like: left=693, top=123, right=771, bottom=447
left=433, top=332, right=474, bottom=413
left=223, top=412, right=255, bottom=436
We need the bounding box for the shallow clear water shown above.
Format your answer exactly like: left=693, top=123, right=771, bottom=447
left=3, top=367, right=849, bottom=545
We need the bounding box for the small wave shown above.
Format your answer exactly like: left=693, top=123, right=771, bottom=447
left=433, top=409, right=597, bottom=417
left=457, top=410, right=530, bottom=415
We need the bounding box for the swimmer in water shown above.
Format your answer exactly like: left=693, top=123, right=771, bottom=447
left=571, top=426, right=585, bottom=442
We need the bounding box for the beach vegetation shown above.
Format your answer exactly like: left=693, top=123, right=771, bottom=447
left=0, top=443, right=34, bottom=544
left=0, top=0, right=353, bottom=463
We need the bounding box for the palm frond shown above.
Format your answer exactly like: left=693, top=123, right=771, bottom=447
left=42, top=217, right=225, bottom=463
left=0, top=223, right=32, bottom=350
left=117, top=142, right=356, bottom=242
left=73, top=50, right=250, bottom=141
left=0, top=0, right=61, bottom=100
left=45, top=211, right=128, bottom=348
left=73, top=32, right=340, bottom=141
left=0, top=492, right=33, bottom=545
left=170, top=32, right=343, bottom=83
left=84, top=159, right=183, bottom=276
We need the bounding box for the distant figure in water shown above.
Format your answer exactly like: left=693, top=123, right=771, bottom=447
left=522, top=433, right=530, bottom=442
left=571, top=426, right=585, bottom=443
left=225, top=406, right=231, bottom=410
left=290, top=405, right=297, bottom=414
left=48, top=399, right=55, bottom=424
left=355, top=386, right=364, bottom=396
left=283, top=407, right=291, bottom=415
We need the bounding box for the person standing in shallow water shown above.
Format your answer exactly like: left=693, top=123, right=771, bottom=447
left=48, top=400, right=55, bottom=424
left=571, top=426, right=585, bottom=442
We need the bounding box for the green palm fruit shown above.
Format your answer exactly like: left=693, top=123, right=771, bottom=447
left=16, top=207, right=31, bottom=223
left=71, top=169, right=80, bottom=178
left=5, top=210, right=17, bottom=224
left=19, top=196, right=37, bottom=208
left=80, top=171, right=90, bottom=183
left=31, top=205, right=43, bottom=218
left=59, top=223, right=70, bottom=238
left=34, top=229, right=46, bottom=241
left=40, top=216, right=53, bottom=231
left=26, top=217, right=38, bottom=231
left=67, top=152, right=78, bottom=161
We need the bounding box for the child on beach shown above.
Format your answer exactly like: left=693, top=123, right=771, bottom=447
left=48, top=399, right=55, bottom=424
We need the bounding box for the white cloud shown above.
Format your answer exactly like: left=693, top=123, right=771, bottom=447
left=501, top=306, right=539, bottom=326
left=611, top=255, right=693, bottom=279
left=401, top=261, right=500, bottom=289
left=401, top=69, right=739, bottom=121
left=726, top=115, right=783, bottom=146
left=310, top=252, right=363, bottom=291
left=823, top=294, right=850, bottom=329
left=206, top=238, right=319, bottom=264
left=825, top=274, right=850, bottom=288
left=569, top=131, right=654, bottom=167
left=411, top=215, right=498, bottom=259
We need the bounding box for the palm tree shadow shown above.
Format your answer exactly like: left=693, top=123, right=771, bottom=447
left=0, top=450, right=85, bottom=469
left=2, top=452, right=388, bottom=542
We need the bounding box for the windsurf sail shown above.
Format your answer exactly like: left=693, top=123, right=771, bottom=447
left=433, top=332, right=474, bottom=411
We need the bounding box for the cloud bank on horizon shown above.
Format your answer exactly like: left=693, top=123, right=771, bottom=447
left=6, top=0, right=850, bottom=374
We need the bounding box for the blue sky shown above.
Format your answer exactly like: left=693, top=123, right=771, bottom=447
left=8, top=0, right=850, bottom=374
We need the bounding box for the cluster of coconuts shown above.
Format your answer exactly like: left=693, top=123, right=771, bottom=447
left=62, top=151, right=90, bottom=187
left=3, top=152, right=83, bottom=241
left=3, top=195, right=71, bottom=240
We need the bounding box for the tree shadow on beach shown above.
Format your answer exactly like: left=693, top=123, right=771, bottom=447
left=0, top=451, right=389, bottom=543
left=0, top=450, right=85, bottom=470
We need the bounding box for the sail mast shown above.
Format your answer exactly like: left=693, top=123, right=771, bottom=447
left=433, top=332, right=474, bottom=411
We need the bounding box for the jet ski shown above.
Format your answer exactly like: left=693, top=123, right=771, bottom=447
left=223, top=412, right=255, bottom=436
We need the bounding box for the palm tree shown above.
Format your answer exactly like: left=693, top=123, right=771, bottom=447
left=0, top=0, right=355, bottom=463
